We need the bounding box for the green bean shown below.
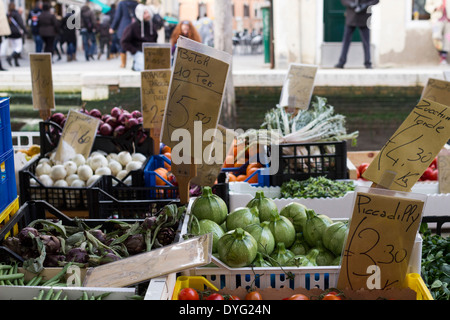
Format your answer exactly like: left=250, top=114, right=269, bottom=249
left=52, top=290, right=63, bottom=300
left=44, top=288, right=54, bottom=300
left=0, top=265, right=12, bottom=271
left=41, top=262, right=72, bottom=286
left=0, top=273, right=24, bottom=281
left=34, top=289, right=45, bottom=300
left=43, top=279, right=62, bottom=287
left=81, top=291, right=88, bottom=300
left=27, top=276, right=42, bottom=286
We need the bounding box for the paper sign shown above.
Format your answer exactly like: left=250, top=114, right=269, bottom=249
left=438, top=149, right=450, bottom=193
left=161, top=36, right=232, bottom=164
left=191, top=125, right=236, bottom=187
left=141, top=69, right=171, bottom=130
left=54, top=110, right=100, bottom=163
left=362, top=99, right=450, bottom=191
left=30, top=53, right=55, bottom=119
left=279, top=63, right=318, bottom=110
left=337, top=187, right=426, bottom=290
left=143, top=43, right=171, bottom=70
left=421, top=78, right=450, bottom=107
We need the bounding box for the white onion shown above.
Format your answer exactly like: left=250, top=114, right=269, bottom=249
left=65, top=174, right=80, bottom=185
left=108, top=160, right=122, bottom=176
left=123, top=176, right=132, bottom=185
left=77, top=165, right=93, bottom=181
left=107, top=153, right=119, bottom=162
left=91, top=150, right=107, bottom=157
left=38, top=158, right=51, bottom=165
left=118, top=151, right=132, bottom=166
left=39, top=174, right=53, bottom=187
left=29, top=178, right=38, bottom=186
left=50, top=165, right=67, bottom=181
left=35, top=162, right=52, bottom=176
left=95, top=166, right=111, bottom=176
left=126, top=161, right=143, bottom=172
left=54, top=179, right=69, bottom=187
left=86, top=175, right=100, bottom=186
left=116, top=170, right=128, bottom=180
left=89, top=154, right=108, bottom=171
left=132, top=153, right=147, bottom=163
left=72, top=154, right=86, bottom=167
left=71, top=179, right=86, bottom=187
left=64, top=161, right=78, bottom=176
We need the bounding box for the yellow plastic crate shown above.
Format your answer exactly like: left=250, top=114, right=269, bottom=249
left=172, top=273, right=433, bottom=300
left=0, top=197, right=19, bottom=239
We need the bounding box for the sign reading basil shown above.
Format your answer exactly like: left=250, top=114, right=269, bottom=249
left=337, top=187, right=426, bottom=291
left=362, top=99, right=450, bottom=191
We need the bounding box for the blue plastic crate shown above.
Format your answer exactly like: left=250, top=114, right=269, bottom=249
left=221, top=162, right=270, bottom=187
left=0, top=98, right=13, bottom=155
left=0, top=148, right=17, bottom=214
left=143, top=155, right=178, bottom=199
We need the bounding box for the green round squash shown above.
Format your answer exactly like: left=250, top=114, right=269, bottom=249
left=289, top=233, right=310, bottom=256
left=279, top=202, right=308, bottom=232
left=251, top=252, right=272, bottom=267
left=244, top=221, right=275, bottom=255
left=315, top=241, right=336, bottom=266
left=217, top=228, right=258, bottom=268
left=268, top=214, right=296, bottom=248
left=191, top=186, right=228, bottom=225
left=226, top=206, right=260, bottom=231
left=190, top=219, right=225, bottom=253
left=246, top=191, right=279, bottom=222
left=303, top=209, right=331, bottom=247
left=269, top=242, right=295, bottom=266
left=322, top=221, right=348, bottom=256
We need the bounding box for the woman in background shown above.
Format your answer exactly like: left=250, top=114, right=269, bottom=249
left=169, top=20, right=201, bottom=55
left=426, top=0, right=450, bottom=64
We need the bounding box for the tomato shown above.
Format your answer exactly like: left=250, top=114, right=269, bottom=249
left=421, top=167, right=434, bottom=181
left=285, top=294, right=309, bottom=300
left=430, top=157, right=438, bottom=169
left=245, top=291, right=263, bottom=300
left=322, top=293, right=343, bottom=300
left=358, top=163, right=370, bottom=179
left=228, top=295, right=241, bottom=300
left=206, top=293, right=224, bottom=300
left=178, top=288, right=199, bottom=300
left=429, top=169, right=438, bottom=181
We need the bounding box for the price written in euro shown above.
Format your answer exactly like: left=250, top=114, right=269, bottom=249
left=362, top=99, right=450, bottom=191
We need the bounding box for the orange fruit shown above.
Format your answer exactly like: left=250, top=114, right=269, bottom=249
left=236, top=174, right=247, bottom=182
left=223, top=155, right=235, bottom=168
left=163, top=152, right=172, bottom=170
left=246, top=163, right=263, bottom=175
left=246, top=167, right=259, bottom=184
left=161, top=145, right=171, bottom=154
left=154, top=167, right=168, bottom=185
left=228, top=173, right=237, bottom=182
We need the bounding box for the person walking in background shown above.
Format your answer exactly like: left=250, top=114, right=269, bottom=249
left=97, top=15, right=111, bottom=60
left=196, top=13, right=214, bottom=47
left=80, top=0, right=97, bottom=61
left=0, top=0, right=11, bottom=71
left=27, top=0, right=43, bottom=53
left=107, top=3, right=119, bottom=58
left=6, top=2, right=26, bottom=67
left=170, top=20, right=202, bottom=55
left=38, top=2, right=59, bottom=59
left=120, top=4, right=158, bottom=71
left=110, top=0, right=138, bottom=68
left=60, top=10, right=77, bottom=62
left=425, top=0, right=450, bottom=64
left=334, top=0, right=379, bottom=69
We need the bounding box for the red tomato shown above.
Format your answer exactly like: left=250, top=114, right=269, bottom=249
left=229, top=295, right=241, bottom=300
left=206, top=293, right=224, bottom=300
left=421, top=167, right=434, bottom=181
left=285, top=294, right=309, bottom=300
left=245, top=291, right=263, bottom=300
left=429, top=169, right=438, bottom=181
left=430, top=157, right=438, bottom=169
left=322, top=293, right=343, bottom=300
left=358, top=163, right=370, bottom=175
left=178, top=288, right=199, bottom=300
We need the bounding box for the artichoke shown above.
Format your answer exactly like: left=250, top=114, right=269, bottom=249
left=66, top=248, right=89, bottom=264
left=89, top=229, right=107, bottom=244
left=124, top=234, right=145, bottom=254
left=18, top=227, right=40, bottom=246
left=99, top=253, right=121, bottom=265
left=44, top=254, right=66, bottom=267
left=39, top=235, right=61, bottom=254
left=142, top=216, right=158, bottom=231
left=157, top=227, right=176, bottom=246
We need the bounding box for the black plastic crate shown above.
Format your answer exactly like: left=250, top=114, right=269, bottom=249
left=269, top=141, right=348, bottom=186
left=0, top=200, right=187, bottom=265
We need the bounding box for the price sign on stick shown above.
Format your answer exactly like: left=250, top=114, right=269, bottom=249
left=54, top=110, right=100, bottom=163
left=421, top=78, right=450, bottom=107
left=141, top=69, right=171, bottom=154
left=337, top=187, right=426, bottom=291
left=143, top=43, right=171, bottom=70
left=30, top=53, right=55, bottom=120
left=279, top=63, right=318, bottom=111
left=362, top=99, right=450, bottom=191
left=161, top=37, right=231, bottom=203
left=438, top=149, right=450, bottom=193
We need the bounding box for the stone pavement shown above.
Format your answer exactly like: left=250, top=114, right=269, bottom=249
left=1, top=49, right=449, bottom=101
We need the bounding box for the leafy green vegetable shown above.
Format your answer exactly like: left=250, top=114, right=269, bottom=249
left=280, top=176, right=355, bottom=199
left=420, top=224, right=450, bottom=300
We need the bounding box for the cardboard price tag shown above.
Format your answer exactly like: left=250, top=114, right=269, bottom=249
left=143, top=43, right=171, bottom=70
left=30, top=53, right=55, bottom=119
left=421, top=78, right=450, bottom=107
left=362, top=99, right=450, bottom=191
left=161, top=36, right=232, bottom=164
left=279, top=63, right=318, bottom=110
left=337, top=187, right=426, bottom=291
left=54, top=110, right=100, bottom=163
left=438, top=149, right=450, bottom=194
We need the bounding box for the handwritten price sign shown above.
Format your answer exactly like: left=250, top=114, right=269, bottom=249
left=161, top=37, right=231, bottom=164
left=279, top=63, right=318, bottom=110
left=337, top=189, right=425, bottom=290
left=362, top=99, right=450, bottom=191
left=54, top=110, right=100, bottom=163
left=143, top=43, right=171, bottom=70
left=30, top=53, right=55, bottom=119
left=141, top=69, right=171, bottom=130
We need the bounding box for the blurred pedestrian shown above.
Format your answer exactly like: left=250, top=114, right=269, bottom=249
left=60, top=10, right=77, bottom=62
left=52, top=9, right=63, bottom=61
left=120, top=4, right=159, bottom=71
left=196, top=13, right=214, bottom=47
left=0, top=0, right=11, bottom=71
left=97, top=15, right=111, bottom=60
left=107, top=3, right=119, bottom=58
left=334, top=0, right=379, bottom=69
left=27, top=0, right=43, bottom=52
left=425, top=0, right=450, bottom=64
left=170, top=20, right=202, bottom=55
left=110, top=0, right=138, bottom=68
left=6, top=2, right=26, bottom=67
left=38, top=2, right=59, bottom=59
left=80, top=0, right=97, bottom=61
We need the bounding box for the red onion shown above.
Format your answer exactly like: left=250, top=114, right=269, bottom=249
left=131, top=110, right=142, bottom=119
left=114, top=125, right=126, bottom=137
left=99, top=123, right=113, bottom=136
left=106, top=116, right=118, bottom=128
left=50, top=112, right=65, bottom=125
left=126, top=117, right=139, bottom=128
left=118, top=112, right=132, bottom=125
left=110, top=107, right=122, bottom=118
left=137, top=117, right=143, bottom=124
left=89, top=108, right=102, bottom=118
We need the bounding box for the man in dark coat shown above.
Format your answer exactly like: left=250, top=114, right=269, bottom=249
left=27, top=0, right=43, bottom=52
left=334, top=0, right=379, bottom=69
left=80, top=0, right=97, bottom=61
left=38, top=2, right=59, bottom=56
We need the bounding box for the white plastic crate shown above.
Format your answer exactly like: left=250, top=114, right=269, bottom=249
left=11, top=131, right=40, bottom=151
